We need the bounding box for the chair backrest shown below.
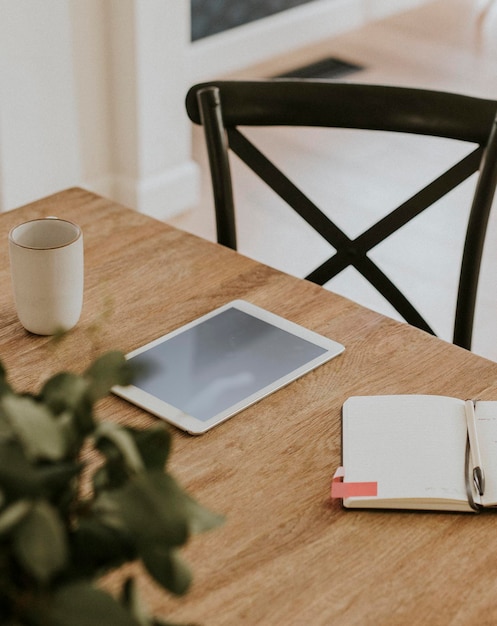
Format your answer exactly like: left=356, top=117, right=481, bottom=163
left=185, top=80, right=497, bottom=350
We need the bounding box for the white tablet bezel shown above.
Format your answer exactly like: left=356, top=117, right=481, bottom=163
left=113, top=300, right=344, bottom=434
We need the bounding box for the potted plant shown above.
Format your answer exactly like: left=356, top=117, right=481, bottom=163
left=0, top=351, right=222, bottom=625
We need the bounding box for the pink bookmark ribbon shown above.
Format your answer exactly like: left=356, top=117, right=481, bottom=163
left=330, top=466, right=378, bottom=499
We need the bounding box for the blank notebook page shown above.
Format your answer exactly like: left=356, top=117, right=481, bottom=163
left=342, top=395, right=468, bottom=507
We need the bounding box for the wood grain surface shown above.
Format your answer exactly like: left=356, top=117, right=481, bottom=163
left=3, top=188, right=497, bottom=625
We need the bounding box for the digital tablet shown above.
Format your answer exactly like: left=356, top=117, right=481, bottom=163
left=113, top=300, right=344, bottom=434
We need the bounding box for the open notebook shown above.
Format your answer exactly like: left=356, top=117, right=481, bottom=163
left=332, top=395, right=497, bottom=513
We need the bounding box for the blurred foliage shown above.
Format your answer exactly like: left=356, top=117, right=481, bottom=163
left=0, top=352, right=223, bottom=625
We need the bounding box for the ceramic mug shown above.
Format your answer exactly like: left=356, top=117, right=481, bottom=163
left=9, top=217, right=84, bottom=335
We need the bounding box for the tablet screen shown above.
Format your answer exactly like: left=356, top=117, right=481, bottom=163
left=114, top=300, right=344, bottom=434
left=130, top=306, right=327, bottom=422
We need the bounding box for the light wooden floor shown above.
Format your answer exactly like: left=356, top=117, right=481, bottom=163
left=169, top=0, right=497, bottom=361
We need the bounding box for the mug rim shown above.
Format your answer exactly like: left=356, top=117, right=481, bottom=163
left=9, top=217, right=82, bottom=250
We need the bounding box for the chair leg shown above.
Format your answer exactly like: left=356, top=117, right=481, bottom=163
left=197, top=87, right=238, bottom=250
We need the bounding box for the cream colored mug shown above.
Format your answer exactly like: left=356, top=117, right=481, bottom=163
left=9, top=217, right=84, bottom=335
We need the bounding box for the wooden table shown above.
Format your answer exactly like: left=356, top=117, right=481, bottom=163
left=3, top=188, right=497, bottom=625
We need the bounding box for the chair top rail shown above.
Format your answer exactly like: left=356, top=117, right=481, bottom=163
left=186, top=80, right=497, bottom=144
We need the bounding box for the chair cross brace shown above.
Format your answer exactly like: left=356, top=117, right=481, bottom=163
left=229, top=127, right=484, bottom=333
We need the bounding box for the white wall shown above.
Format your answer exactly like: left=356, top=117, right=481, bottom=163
left=0, top=0, right=197, bottom=219
left=0, top=1, right=82, bottom=213
left=102, top=0, right=198, bottom=217
left=69, top=0, right=114, bottom=200
left=0, top=0, right=430, bottom=218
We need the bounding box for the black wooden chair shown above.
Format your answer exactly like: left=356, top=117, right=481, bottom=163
left=185, top=80, right=497, bottom=350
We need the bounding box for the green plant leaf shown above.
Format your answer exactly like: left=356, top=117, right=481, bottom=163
left=94, top=425, right=172, bottom=491
left=92, top=455, right=129, bottom=491
left=143, top=473, right=224, bottom=536
left=179, top=489, right=225, bottom=536
left=0, top=440, right=43, bottom=498
left=1, top=394, right=67, bottom=461
left=95, top=422, right=144, bottom=473
left=40, top=372, right=94, bottom=437
left=0, top=499, right=31, bottom=535
left=0, top=351, right=223, bottom=624
left=94, top=473, right=189, bottom=547
left=40, top=372, right=88, bottom=414
left=122, top=577, right=154, bottom=626
left=0, top=441, right=82, bottom=501
left=0, top=410, right=14, bottom=439
left=70, top=517, right=135, bottom=576
left=0, top=439, right=80, bottom=506
left=50, top=581, right=140, bottom=626
left=126, top=426, right=172, bottom=471
left=141, top=544, right=192, bottom=596
left=0, top=360, right=12, bottom=397
left=85, top=351, right=134, bottom=401
left=13, top=500, right=68, bottom=584
left=95, top=472, right=223, bottom=550
left=36, top=462, right=82, bottom=497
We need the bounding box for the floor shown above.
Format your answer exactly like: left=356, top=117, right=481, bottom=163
left=169, top=0, right=497, bottom=361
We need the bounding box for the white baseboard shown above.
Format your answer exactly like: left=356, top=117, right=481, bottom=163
left=188, top=0, right=431, bottom=83
left=84, top=160, right=201, bottom=221
left=189, top=0, right=363, bottom=83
